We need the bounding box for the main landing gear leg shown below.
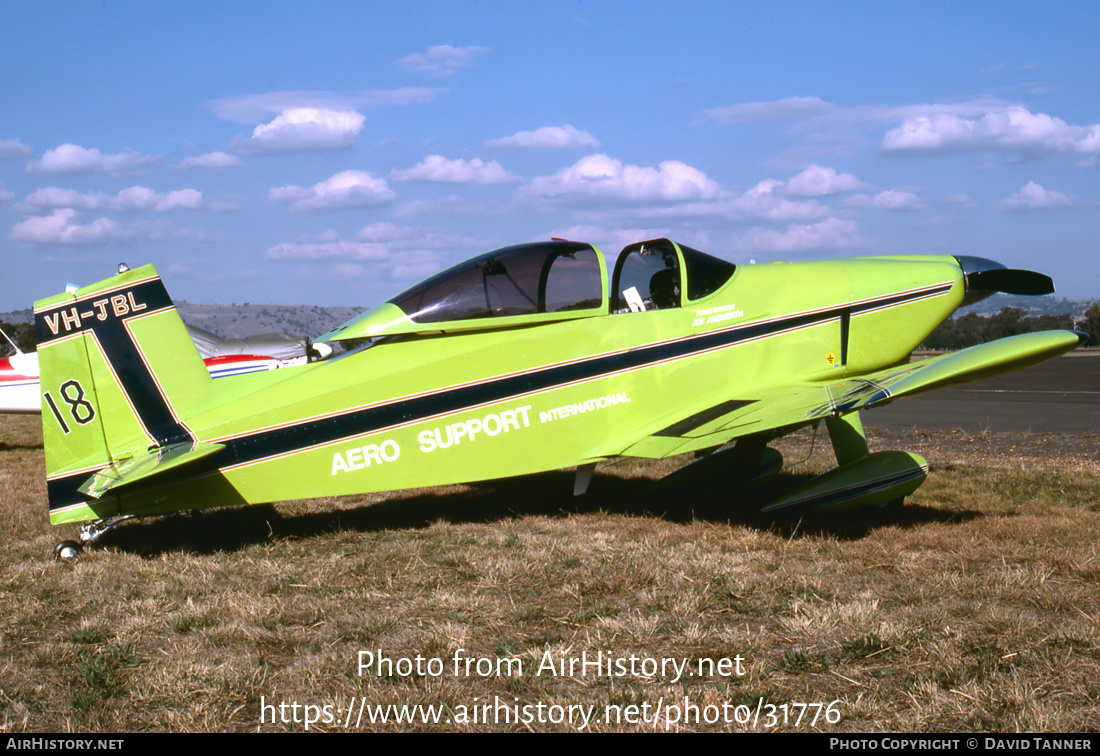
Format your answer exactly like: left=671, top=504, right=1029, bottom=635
left=825, top=411, right=870, bottom=466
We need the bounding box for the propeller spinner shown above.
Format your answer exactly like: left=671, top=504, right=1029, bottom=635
left=955, top=255, right=1054, bottom=306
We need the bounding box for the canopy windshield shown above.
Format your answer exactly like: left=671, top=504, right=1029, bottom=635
left=389, top=241, right=605, bottom=324
left=611, top=238, right=736, bottom=312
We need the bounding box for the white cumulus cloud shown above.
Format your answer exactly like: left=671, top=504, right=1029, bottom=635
left=486, top=125, right=600, bottom=150
left=397, top=45, right=489, bottom=76
left=942, top=193, right=976, bottom=207
left=14, top=187, right=102, bottom=212
left=10, top=209, right=126, bottom=245
left=523, top=154, right=721, bottom=205
left=115, top=187, right=204, bottom=212
left=880, top=105, right=1100, bottom=156
left=264, top=223, right=420, bottom=262
left=843, top=189, right=926, bottom=210
left=998, top=182, right=1075, bottom=211
left=15, top=186, right=206, bottom=213
left=176, top=152, right=244, bottom=170
left=0, top=139, right=32, bottom=160
left=269, top=170, right=396, bottom=211
left=29, top=144, right=158, bottom=175
left=208, top=89, right=443, bottom=123
left=263, top=223, right=466, bottom=286
left=156, top=189, right=204, bottom=211
left=730, top=218, right=863, bottom=254
left=784, top=165, right=869, bottom=196
left=264, top=238, right=394, bottom=262
left=235, top=109, right=366, bottom=154
left=697, top=96, right=834, bottom=124
left=390, top=155, right=517, bottom=184
left=647, top=179, right=827, bottom=223
left=729, top=180, right=830, bottom=220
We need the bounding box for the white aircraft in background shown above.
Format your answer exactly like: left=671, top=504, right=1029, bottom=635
left=0, top=324, right=333, bottom=414
left=0, top=330, right=40, bottom=413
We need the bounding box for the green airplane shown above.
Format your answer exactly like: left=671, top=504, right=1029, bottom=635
left=35, top=238, right=1083, bottom=560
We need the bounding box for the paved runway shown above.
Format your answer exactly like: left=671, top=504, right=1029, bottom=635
left=863, top=350, right=1100, bottom=435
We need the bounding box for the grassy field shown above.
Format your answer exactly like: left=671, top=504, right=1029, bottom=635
left=1, top=414, right=1097, bottom=732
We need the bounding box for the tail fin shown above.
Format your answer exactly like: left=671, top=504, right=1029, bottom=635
left=34, top=265, right=213, bottom=523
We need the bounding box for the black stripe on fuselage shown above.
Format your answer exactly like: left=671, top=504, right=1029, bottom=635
left=850, top=285, right=948, bottom=315
left=209, top=299, right=857, bottom=466
left=47, top=282, right=953, bottom=511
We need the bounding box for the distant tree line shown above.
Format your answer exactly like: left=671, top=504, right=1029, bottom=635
left=922, top=305, right=1100, bottom=350
left=1080, top=304, right=1100, bottom=346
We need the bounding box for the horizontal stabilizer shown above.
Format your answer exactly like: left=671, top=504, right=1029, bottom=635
left=78, top=441, right=225, bottom=499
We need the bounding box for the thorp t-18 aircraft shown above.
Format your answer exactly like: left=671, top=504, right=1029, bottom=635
left=34, top=238, right=1083, bottom=559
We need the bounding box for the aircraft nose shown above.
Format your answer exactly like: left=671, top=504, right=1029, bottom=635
left=954, top=255, right=1054, bottom=306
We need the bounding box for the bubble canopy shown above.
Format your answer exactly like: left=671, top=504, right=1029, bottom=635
left=318, top=241, right=609, bottom=340
left=316, top=238, right=738, bottom=342
left=392, top=240, right=607, bottom=323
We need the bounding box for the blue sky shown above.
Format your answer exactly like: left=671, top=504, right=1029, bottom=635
left=2, top=1, right=1098, bottom=312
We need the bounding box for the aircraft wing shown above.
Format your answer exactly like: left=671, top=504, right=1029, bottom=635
left=618, top=329, right=1085, bottom=459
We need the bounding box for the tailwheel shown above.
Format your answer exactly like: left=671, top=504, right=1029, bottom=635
left=52, top=515, right=138, bottom=562
left=54, top=540, right=83, bottom=563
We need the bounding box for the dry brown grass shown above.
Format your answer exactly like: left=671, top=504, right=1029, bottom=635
left=1, top=415, right=1097, bottom=732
